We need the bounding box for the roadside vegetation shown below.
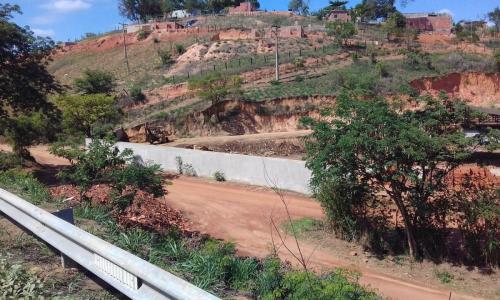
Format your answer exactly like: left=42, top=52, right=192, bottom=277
left=0, top=139, right=381, bottom=299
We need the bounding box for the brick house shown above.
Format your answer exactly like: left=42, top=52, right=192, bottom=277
left=228, top=2, right=256, bottom=15
left=327, top=10, right=352, bottom=22
left=404, top=13, right=453, bottom=34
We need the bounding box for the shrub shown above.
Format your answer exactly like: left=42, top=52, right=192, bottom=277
left=74, top=69, right=116, bottom=95
left=57, top=139, right=165, bottom=197
left=175, top=44, right=186, bottom=55
left=188, top=73, right=243, bottom=105
left=137, top=29, right=150, bottom=41
left=0, top=255, right=46, bottom=298
left=435, top=270, right=454, bottom=284
left=0, top=151, right=22, bottom=171
left=158, top=49, right=173, bottom=66
left=375, top=62, right=389, bottom=77
left=405, top=50, right=433, bottom=70
left=213, top=171, right=226, bottom=182
left=3, top=111, right=58, bottom=158
left=130, top=86, right=146, bottom=102
left=293, top=57, right=305, bottom=68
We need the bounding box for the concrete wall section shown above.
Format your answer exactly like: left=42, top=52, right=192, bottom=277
left=92, top=141, right=312, bottom=194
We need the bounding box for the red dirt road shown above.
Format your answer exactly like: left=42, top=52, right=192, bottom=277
left=1, top=145, right=482, bottom=300
left=166, top=176, right=479, bottom=300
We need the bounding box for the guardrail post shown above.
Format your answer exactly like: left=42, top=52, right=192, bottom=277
left=52, top=208, right=78, bottom=269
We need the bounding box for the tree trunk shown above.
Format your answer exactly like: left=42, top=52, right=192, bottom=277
left=394, top=196, right=418, bottom=259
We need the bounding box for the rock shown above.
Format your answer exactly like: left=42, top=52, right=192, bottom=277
left=350, top=251, right=358, bottom=257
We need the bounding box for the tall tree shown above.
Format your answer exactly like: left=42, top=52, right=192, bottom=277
left=55, top=94, right=120, bottom=138
left=0, top=3, right=61, bottom=157
left=488, top=7, right=500, bottom=32
left=118, top=0, right=165, bottom=22
left=355, top=0, right=396, bottom=20
left=302, top=92, right=490, bottom=259
left=288, top=0, right=309, bottom=16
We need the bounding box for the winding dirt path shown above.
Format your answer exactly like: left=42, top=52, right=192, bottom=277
left=2, top=145, right=483, bottom=300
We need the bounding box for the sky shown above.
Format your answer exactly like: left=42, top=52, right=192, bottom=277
left=8, top=0, right=499, bottom=42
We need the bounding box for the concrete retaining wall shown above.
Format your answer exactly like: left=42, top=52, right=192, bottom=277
left=89, top=140, right=311, bottom=194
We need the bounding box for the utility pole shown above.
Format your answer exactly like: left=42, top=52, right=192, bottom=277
left=272, top=25, right=280, bottom=81
left=120, top=23, right=130, bottom=75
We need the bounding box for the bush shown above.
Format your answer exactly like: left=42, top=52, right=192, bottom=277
left=0, top=151, right=22, bottom=171
left=435, top=270, right=454, bottom=284
left=130, top=86, right=146, bottom=102
left=405, top=50, right=433, bottom=70
left=57, top=139, right=165, bottom=197
left=137, top=29, right=150, bottom=41
left=175, top=44, right=186, bottom=55
left=3, top=111, right=58, bottom=158
left=213, top=171, right=225, bottom=182
left=74, top=69, right=116, bottom=95
left=158, top=49, right=173, bottom=66
left=0, top=255, right=46, bottom=298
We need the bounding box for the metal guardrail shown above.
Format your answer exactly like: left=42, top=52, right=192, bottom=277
left=0, top=188, right=220, bottom=300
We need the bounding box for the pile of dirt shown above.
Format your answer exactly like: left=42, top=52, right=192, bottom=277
left=411, top=72, right=500, bottom=108
left=118, top=189, right=189, bottom=233
left=50, top=184, right=112, bottom=205
left=194, top=138, right=306, bottom=158
left=49, top=184, right=189, bottom=232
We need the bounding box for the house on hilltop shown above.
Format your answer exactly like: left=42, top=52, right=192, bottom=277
left=403, top=13, right=453, bottom=34
left=327, top=10, right=352, bottom=22
left=228, top=2, right=256, bottom=15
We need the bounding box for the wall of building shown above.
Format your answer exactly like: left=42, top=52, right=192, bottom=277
left=86, top=140, right=312, bottom=194
left=327, top=11, right=351, bottom=22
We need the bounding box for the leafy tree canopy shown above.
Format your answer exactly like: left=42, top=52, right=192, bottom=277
left=188, top=73, right=243, bottom=105
left=55, top=94, right=120, bottom=138
left=0, top=3, right=61, bottom=158
left=74, top=69, right=116, bottom=95
left=326, top=21, right=357, bottom=45
left=288, top=0, right=309, bottom=16
left=488, top=7, right=500, bottom=31
left=302, top=91, right=497, bottom=259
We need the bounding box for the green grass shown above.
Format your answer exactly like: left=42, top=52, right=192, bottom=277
left=0, top=170, right=53, bottom=205
left=282, top=217, right=324, bottom=237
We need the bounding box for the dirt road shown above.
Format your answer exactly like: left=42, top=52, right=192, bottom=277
left=2, top=145, right=482, bottom=300
left=166, top=176, right=479, bottom=300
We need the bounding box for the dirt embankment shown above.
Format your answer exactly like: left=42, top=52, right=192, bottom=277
left=411, top=72, right=500, bottom=108
left=125, top=95, right=335, bottom=142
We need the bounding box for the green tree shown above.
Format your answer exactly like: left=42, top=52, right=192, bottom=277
left=74, top=69, right=116, bottom=95
left=3, top=112, right=57, bottom=158
left=384, top=11, right=406, bottom=37
left=0, top=4, right=61, bottom=158
left=488, top=7, right=500, bottom=32
left=302, top=92, right=489, bottom=259
left=55, top=94, right=120, bottom=138
left=288, top=0, right=309, bottom=16
left=188, top=73, right=243, bottom=105
left=355, top=0, right=396, bottom=21
left=326, top=21, right=357, bottom=45
left=118, top=0, right=164, bottom=22
left=328, top=1, right=348, bottom=11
